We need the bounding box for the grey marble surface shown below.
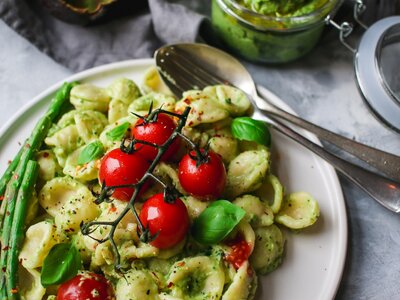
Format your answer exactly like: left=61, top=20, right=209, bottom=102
left=0, top=16, right=400, bottom=300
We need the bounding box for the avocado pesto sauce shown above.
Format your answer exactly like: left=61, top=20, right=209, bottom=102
left=211, top=0, right=341, bottom=63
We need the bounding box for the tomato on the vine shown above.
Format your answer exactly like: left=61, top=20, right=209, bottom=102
left=132, top=113, right=180, bottom=161
left=99, top=148, right=150, bottom=201
left=57, top=272, right=115, bottom=300
left=178, top=150, right=226, bottom=200
left=139, top=193, right=189, bottom=249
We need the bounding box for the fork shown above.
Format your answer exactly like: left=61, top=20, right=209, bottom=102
left=155, top=44, right=400, bottom=213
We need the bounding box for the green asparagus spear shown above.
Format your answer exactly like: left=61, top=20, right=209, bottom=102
left=6, top=160, right=38, bottom=299
left=0, top=82, right=77, bottom=298
left=0, top=117, right=51, bottom=294
left=0, top=147, right=23, bottom=197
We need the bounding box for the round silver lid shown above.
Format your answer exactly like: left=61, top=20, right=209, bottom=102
left=354, top=16, right=400, bottom=132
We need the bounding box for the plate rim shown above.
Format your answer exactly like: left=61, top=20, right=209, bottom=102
left=0, top=58, right=348, bottom=299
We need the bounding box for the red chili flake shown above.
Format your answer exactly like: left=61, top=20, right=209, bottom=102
left=25, top=143, right=31, bottom=148
left=0, top=195, right=4, bottom=201
left=183, top=97, right=192, bottom=104
left=10, top=288, right=18, bottom=294
left=108, top=204, right=117, bottom=213
left=177, top=261, right=185, bottom=267
left=13, top=174, right=19, bottom=180
left=6, top=211, right=10, bottom=216
left=167, top=282, right=174, bottom=288
left=2, top=246, right=10, bottom=251
left=188, top=121, right=194, bottom=126
left=43, top=152, right=49, bottom=158
left=7, top=160, right=12, bottom=165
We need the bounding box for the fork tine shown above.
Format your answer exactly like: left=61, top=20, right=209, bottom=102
left=173, top=47, right=228, bottom=86
left=161, top=58, right=196, bottom=91
left=157, top=69, right=185, bottom=98
left=160, top=50, right=212, bottom=91
left=167, top=50, right=216, bottom=88
left=156, top=45, right=233, bottom=98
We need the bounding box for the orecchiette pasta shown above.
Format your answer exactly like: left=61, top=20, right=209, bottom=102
left=19, top=267, right=46, bottom=300
left=233, top=194, right=274, bottom=227
left=115, top=270, right=159, bottom=300
left=35, top=150, right=61, bottom=182
left=166, top=256, right=225, bottom=300
left=70, top=83, right=111, bottom=112
left=249, top=225, right=285, bottom=274
left=107, top=78, right=141, bottom=104
left=18, top=75, right=320, bottom=300
left=275, top=192, right=320, bottom=229
left=19, top=221, right=61, bottom=269
left=203, top=85, right=251, bottom=116
left=128, top=92, right=176, bottom=116
left=221, top=261, right=254, bottom=300
left=39, top=176, right=98, bottom=218
left=63, top=146, right=100, bottom=181
left=225, top=149, right=270, bottom=198
left=74, top=110, right=108, bottom=143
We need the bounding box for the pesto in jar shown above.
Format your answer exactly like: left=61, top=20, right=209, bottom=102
left=211, top=0, right=340, bottom=63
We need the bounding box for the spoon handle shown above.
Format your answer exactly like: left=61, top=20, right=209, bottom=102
left=270, top=117, right=400, bottom=213
left=255, top=91, right=400, bottom=183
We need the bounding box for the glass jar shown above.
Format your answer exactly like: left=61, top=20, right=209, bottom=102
left=211, top=0, right=343, bottom=63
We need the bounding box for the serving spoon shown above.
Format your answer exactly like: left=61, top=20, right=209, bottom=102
left=155, top=43, right=400, bottom=213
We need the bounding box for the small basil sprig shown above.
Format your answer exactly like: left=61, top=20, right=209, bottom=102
left=231, top=117, right=271, bottom=146
left=106, top=121, right=131, bottom=141
left=77, top=140, right=104, bottom=165
left=192, top=200, right=245, bottom=245
left=41, top=243, right=82, bottom=287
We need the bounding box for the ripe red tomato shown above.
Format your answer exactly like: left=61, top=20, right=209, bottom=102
left=132, top=113, right=180, bottom=161
left=225, top=235, right=252, bottom=270
left=57, top=272, right=115, bottom=300
left=99, top=148, right=150, bottom=201
left=178, top=150, right=226, bottom=200
left=139, top=193, right=189, bottom=249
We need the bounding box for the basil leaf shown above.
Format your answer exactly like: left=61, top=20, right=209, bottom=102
left=192, top=200, right=246, bottom=245
left=231, top=117, right=271, bottom=146
left=41, top=243, right=82, bottom=287
left=106, top=121, right=130, bottom=141
left=77, top=140, right=104, bottom=165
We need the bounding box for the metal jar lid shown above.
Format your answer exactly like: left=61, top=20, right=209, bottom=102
left=354, top=16, right=400, bottom=132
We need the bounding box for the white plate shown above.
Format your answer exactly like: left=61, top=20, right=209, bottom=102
left=0, top=59, right=347, bottom=300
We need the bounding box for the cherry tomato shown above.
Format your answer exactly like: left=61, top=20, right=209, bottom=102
left=225, top=235, right=251, bottom=270
left=139, top=193, right=189, bottom=249
left=178, top=150, right=226, bottom=200
left=57, top=272, right=115, bottom=300
left=132, top=113, right=180, bottom=161
left=99, top=148, right=150, bottom=201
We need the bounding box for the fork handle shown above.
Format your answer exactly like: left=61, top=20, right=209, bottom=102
left=255, top=92, right=400, bottom=183
left=270, top=118, right=400, bottom=213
